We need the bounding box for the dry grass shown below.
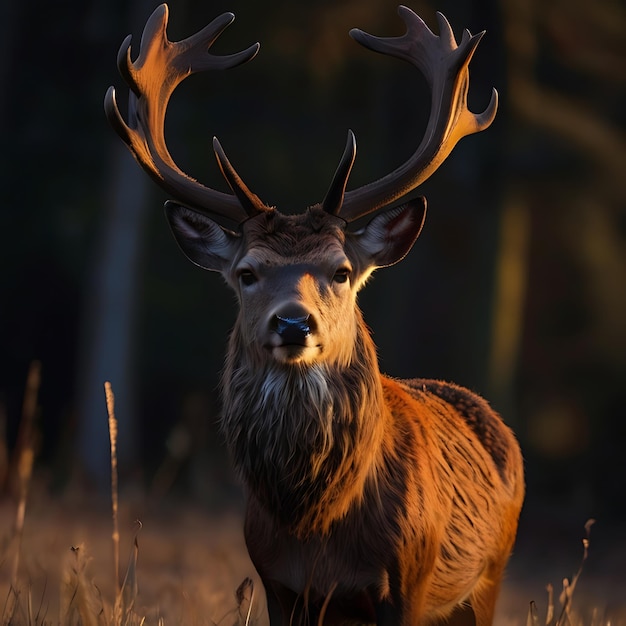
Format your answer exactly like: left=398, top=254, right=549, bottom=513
left=1, top=377, right=260, bottom=625
left=2, top=493, right=623, bottom=626
left=1, top=375, right=624, bottom=625
left=522, top=520, right=620, bottom=626
left=1, top=493, right=260, bottom=625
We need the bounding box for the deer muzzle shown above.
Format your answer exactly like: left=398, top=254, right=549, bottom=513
left=266, top=304, right=319, bottom=363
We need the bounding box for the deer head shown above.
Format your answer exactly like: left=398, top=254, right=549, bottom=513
left=104, top=4, right=497, bottom=370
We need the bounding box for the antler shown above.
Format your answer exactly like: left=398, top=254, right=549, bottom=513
left=327, top=6, right=498, bottom=222
left=104, top=4, right=266, bottom=223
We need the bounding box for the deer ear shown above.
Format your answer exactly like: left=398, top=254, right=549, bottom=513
left=165, top=201, right=240, bottom=272
left=355, top=197, right=427, bottom=267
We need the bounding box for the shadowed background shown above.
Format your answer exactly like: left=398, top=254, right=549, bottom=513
left=0, top=0, right=624, bottom=595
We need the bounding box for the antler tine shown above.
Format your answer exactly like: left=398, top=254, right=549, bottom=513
left=322, top=130, right=357, bottom=216
left=338, top=5, right=498, bottom=223
left=104, top=4, right=265, bottom=223
left=213, top=137, right=268, bottom=216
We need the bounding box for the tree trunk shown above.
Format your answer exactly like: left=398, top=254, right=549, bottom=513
left=75, top=145, right=149, bottom=489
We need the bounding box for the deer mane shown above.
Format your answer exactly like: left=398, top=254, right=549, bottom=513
left=221, top=315, right=384, bottom=536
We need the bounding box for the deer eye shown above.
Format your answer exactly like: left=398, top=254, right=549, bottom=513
left=238, top=269, right=258, bottom=287
left=333, top=267, right=351, bottom=284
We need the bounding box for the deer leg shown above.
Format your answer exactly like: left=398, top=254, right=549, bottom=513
left=443, top=603, right=477, bottom=626
left=374, top=598, right=404, bottom=626
left=466, top=567, right=506, bottom=626
left=375, top=588, right=428, bottom=626
left=263, top=580, right=300, bottom=626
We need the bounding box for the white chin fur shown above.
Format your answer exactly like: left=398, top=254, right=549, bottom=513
left=271, top=345, right=320, bottom=364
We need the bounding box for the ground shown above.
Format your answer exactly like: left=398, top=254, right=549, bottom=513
left=1, top=487, right=625, bottom=625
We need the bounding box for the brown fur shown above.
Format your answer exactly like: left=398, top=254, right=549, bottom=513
left=163, top=206, right=526, bottom=625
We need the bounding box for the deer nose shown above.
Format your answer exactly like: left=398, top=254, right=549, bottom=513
left=270, top=305, right=315, bottom=345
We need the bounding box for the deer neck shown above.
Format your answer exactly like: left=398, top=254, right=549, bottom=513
left=221, top=313, right=385, bottom=536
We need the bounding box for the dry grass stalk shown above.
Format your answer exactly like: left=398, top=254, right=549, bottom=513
left=60, top=544, right=104, bottom=626
left=2, top=586, right=19, bottom=625
left=9, top=361, right=41, bottom=588
left=555, top=519, right=595, bottom=626
left=528, top=519, right=596, bottom=626
left=546, top=584, right=555, bottom=625
left=235, top=577, right=255, bottom=626
left=105, top=382, right=144, bottom=626
left=112, top=522, right=141, bottom=626
left=105, top=381, right=120, bottom=595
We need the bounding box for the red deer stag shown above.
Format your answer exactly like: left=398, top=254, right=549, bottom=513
left=105, top=5, right=524, bottom=625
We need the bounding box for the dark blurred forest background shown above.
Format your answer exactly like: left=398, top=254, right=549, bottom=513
left=1, top=0, right=624, bottom=549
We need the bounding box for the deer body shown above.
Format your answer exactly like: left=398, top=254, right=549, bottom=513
left=241, top=375, right=523, bottom=625
left=106, top=5, right=524, bottom=624
left=177, top=206, right=524, bottom=625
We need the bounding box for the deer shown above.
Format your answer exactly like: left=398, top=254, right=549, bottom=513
left=105, top=4, right=524, bottom=625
